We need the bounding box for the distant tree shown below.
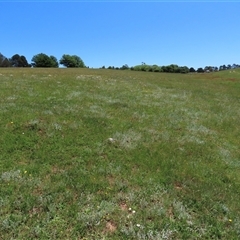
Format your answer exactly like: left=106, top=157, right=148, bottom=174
left=161, top=64, right=179, bottom=73
left=49, top=56, right=59, bottom=68
left=60, top=54, right=85, bottom=68
left=170, top=64, right=179, bottom=73
left=133, top=64, right=190, bottom=73
left=21, top=56, right=31, bottom=67
left=132, top=65, right=140, bottom=71
left=10, top=54, right=30, bottom=67
left=219, top=64, right=227, bottom=71
left=140, top=65, right=149, bottom=71
left=161, top=65, right=167, bottom=72
left=179, top=66, right=189, bottom=74
left=152, top=64, right=162, bottom=72
left=31, top=53, right=58, bottom=67
left=197, top=67, right=204, bottom=73
left=232, top=63, right=240, bottom=69
left=189, top=67, right=196, bottom=73
left=204, top=66, right=213, bottom=72
left=132, top=64, right=161, bottom=72
left=108, top=66, right=112, bottom=69
left=120, top=64, right=129, bottom=70
left=132, top=65, right=143, bottom=71
left=1, top=58, right=11, bottom=67
left=0, top=53, right=11, bottom=67
left=220, top=64, right=240, bottom=70
left=162, top=65, right=171, bottom=73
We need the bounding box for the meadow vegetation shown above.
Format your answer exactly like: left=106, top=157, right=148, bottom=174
left=0, top=68, right=240, bottom=239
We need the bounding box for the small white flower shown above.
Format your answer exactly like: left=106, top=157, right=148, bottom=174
left=128, top=208, right=132, bottom=211
left=108, top=138, right=115, bottom=142
left=132, top=210, right=136, bottom=214
left=136, top=224, right=141, bottom=227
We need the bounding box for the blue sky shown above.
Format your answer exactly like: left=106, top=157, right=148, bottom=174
left=0, top=1, right=239, bottom=69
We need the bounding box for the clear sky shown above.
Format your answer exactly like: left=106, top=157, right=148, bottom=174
left=0, top=1, right=239, bottom=69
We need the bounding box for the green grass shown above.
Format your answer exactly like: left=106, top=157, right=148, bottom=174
left=1, top=68, right=240, bottom=239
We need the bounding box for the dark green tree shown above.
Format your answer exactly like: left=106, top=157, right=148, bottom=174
left=0, top=53, right=11, bottom=67
left=168, top=64, right=179, bottom=73
left=161, top=64, right=179, bottom=73
left=49, top=56, right=59, bottom=68
left=152, top=64, right=162, bottom=72
left=120, top=64, right=129, bottom=70
left=219, top=65, right=227, bottom=71
left=10, top=54, right=30, bottom=67
left=60, top=54, right=85, bottom=68
left=179, top=66, right=189, bottom=74
left=161, top=65, right=167, bottom=72
left=197, top=67, right=204, bottom=73
left=204, top=66, right=211, bottom=72
left=31, top=53, right=58, bottom=67
left=132, top=64, right=162, bottom=72
left=189, top=67, right=196, bottom=73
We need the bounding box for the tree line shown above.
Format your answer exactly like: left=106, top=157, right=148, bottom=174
left=102, top=63, right=240, bottom=74
left=0, top=53, right=85, bottom=68
left=1, top=52, right=239, bottom=73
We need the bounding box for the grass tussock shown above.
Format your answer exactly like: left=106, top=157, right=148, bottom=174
left=0, top=68, right=240, bottom=239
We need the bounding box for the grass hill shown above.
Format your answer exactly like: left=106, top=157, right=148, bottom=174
left=0, top=68, right=240, bottom=239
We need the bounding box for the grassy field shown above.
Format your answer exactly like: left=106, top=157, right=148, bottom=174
left=1, top=68, right=240, bottom=239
